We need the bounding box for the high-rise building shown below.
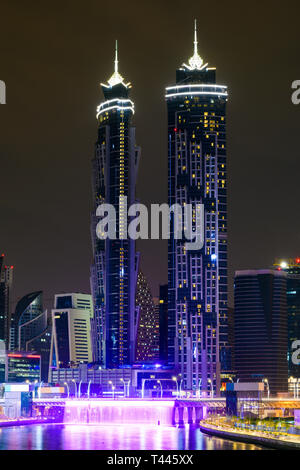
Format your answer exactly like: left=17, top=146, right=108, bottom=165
left=90, top=42, right=140, bottom=368
left=135, top=272, right=159, bottom=363
left=159, top=284, right=168, bottom=364
left=165, top=21, right=228, bottom=394
left=234, top=269, right=288, bottom=395
left=0, top=254, right=13, bottom=348
left=50, top=293, right=93, bottom=370
left=274, top=258, right=300, bottom=379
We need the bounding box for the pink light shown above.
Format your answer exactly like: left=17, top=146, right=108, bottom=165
left=65, top=399, right=174, bottom=408
left=63, top=399, right=175, bottom=426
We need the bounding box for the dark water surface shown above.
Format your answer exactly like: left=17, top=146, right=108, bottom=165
left=0, top=423, right=266, bottom=450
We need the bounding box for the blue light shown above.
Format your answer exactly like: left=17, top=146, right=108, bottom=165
left=211, top=254, right=217, bottom=261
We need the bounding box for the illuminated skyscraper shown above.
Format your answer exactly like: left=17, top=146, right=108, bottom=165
left=165, top=21, right=229, bottom=394
left=91, top=42, right=140, bottom=367
left=0, top=254, right=13, bottom=348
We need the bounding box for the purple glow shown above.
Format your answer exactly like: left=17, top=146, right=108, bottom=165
left=63, top=399, right=175, bottom=426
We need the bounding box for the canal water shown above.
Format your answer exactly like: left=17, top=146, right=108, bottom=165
left=0, top=423, right=266, bottom=450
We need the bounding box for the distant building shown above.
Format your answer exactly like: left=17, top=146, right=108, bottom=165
left=0, top=254, right=13, bottom=348
left=0, top=340, right=5, bottom=382
left=6, top=351, right=41, bottom=383
left=135, top=272, right=159, bottom=363
left=159, top=284, right=168, bottom=364
left=234, top=269, right=288, bottom=395
left=26, top=324, right=51, bottom=383
left=274, top=258, right=300, bottom=379
left=13, top=291, right=43, bottom=350
left=50, top=293, right=93, bottom=370
left=51, top=363, right=176, bottom=398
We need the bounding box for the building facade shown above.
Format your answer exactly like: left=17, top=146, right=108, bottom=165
left=135, top=272, right=159, bottom=363
left=166, top=22, right=228, bottom=394
left=159, top=284, right=168, bottom=364
left=274, top=258, right=300, bottom=379
left=50, top=293, right=93, bottom=372
left=90, top=42, right=140, bottom=368
left=6, top=351, right=41, bottom=383
left=0, top=254, right=13, bottom=348
left=12, top=291, right=43, bottom=351
left=234, top=269, right=288, bottom=395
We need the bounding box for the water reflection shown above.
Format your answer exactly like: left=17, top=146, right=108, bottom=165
left=0, top=424, right=264, bottom=450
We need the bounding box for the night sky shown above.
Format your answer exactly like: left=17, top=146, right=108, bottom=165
left=0, top=0, right=299, bottom=312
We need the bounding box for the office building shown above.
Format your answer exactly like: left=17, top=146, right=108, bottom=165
left=13, top=291, right=43, bottom=350
left=274, top=258, right=300, bottom=379
left=166, top=21, right=228, bottom=394
left=6, top=351, right=41, bottom=383
left=234, top=269, right=288, bottom=395
left=50, top=293, right=93, bottom=370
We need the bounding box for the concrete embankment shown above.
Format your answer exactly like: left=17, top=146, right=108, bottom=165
left=0, top=417, right=59, bottom=428
left=200, top=422, right=300, bottom=450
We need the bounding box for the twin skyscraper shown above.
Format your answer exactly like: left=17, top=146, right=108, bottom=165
left=90, top=21, right=229, bottom=396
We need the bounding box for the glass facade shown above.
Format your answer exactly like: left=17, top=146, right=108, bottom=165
left=7, top=353, right=40, bottom=383
left=166, top=25, right=229, bottom=394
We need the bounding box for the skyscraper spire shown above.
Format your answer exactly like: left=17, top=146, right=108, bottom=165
left=104, top=39, right=131, bottom=88
left=193, top=18, right=198, bottom=56
left=114, top=39, right=119, bottom=74
left=182, top=19, right=208, bottom=71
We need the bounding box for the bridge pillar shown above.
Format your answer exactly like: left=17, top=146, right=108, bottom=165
left=178, top=407, right=184, bottom=426
left=195, top=407, right=203, bottom=424
left=187, top=406, right=193, bottom=424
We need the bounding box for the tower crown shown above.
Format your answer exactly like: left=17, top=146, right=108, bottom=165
left=182, top=20, right=208, bottom=71
left=101, top=40, right=131, bottom=89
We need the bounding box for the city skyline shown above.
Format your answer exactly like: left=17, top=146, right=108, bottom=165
left=0, top=2, right=299, bottom=312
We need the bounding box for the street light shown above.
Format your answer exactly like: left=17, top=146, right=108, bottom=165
left=120, top=379, right=126, bottom=397
left=120, top=379, right=130, bottom=398
left=126, top=380, right=131, bottom=398
left=33, top=380, right=38, bottom=399
left=38, top=381, right=43, bottom=399
left=263, top=378, right=270, bottom=399
left=108, top=380, right=115, bottom=399
left=157, top=380, right=163, bottom=399
left=208, top=379, right=214, bottom=398
left=87, top=380, right=92, bottom=399
left=78, top=380, right=82, bottom=398
left=64, top=382, right=70, bottom=398
left=172, top=376, right=179, bottom=398
left=72, top=379, right=77, bottom=398
left=198, top=378, right=202, bottom=398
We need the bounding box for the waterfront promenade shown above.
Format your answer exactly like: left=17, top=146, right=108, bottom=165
left=200, top=417, right=300, bottom=450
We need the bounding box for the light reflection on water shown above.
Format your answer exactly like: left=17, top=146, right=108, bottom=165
left=0, top=424, right=265, bottom=450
